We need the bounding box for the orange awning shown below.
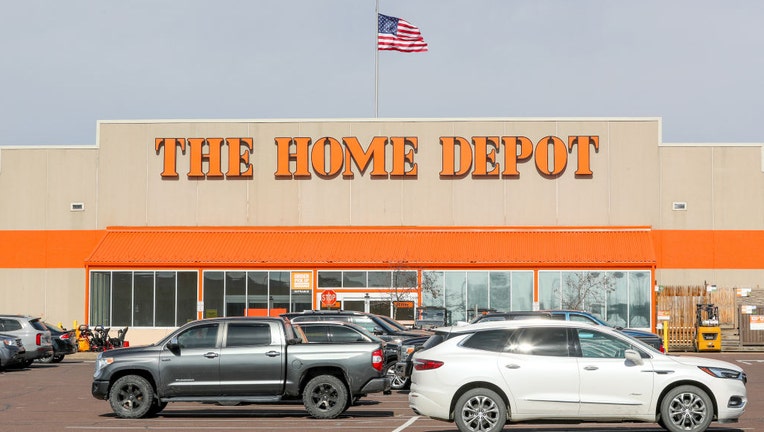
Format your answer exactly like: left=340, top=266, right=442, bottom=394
left=85, top=226, right=655, bottom=269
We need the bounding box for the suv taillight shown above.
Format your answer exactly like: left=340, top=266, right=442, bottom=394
left=371, top=348, right=384, bottom=372
left=414, top=359, right=444, bottom=371
left=36, top=333, right=42, bottom=346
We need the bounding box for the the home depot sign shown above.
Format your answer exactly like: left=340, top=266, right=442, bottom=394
left=155, top=135, right=599, bottom=179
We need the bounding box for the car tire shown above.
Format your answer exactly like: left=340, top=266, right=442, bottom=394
left=454, top=388, right=507, bottom=432
left=385, top=363, right=410, bottom=390
left=109, top=375, right=155, bottom=419
left=302, top=375, right=348, bottom=419
left=51, top=354, right=65, bottom=363
left=659, top=385, right=713, bottom=432
left=37, top=353, right=54, bottom=363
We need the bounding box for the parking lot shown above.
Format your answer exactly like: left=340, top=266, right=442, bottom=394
left=1, top=351, right=763, bottom=432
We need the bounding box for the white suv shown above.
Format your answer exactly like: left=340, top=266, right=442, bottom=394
left=0, top=315, right=53, bottom=367
left=409, top=320, right=747, bottom=432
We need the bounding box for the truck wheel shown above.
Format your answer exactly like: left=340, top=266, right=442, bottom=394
left=659, top=385, right=713, bottom=432
left=454, top=388, right=507, bottom=432
left=109, top=375, right=155, bottom=419
left=302, top=375, right=348, bottom=419
left=385, top=363, right=410, bottom=390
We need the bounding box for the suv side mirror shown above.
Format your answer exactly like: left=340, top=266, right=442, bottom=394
left=624, top=349, right=643, bottom=366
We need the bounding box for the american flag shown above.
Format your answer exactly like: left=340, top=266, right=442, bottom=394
left=378, top=14, right=428, bottom=53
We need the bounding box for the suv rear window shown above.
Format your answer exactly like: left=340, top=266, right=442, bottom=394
left=461, top=329, right=515, bottom=352
left=29, top=319, right=48, bottom=331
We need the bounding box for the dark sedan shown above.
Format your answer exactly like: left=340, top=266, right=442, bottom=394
left=38, top=323, right=77, bottom=363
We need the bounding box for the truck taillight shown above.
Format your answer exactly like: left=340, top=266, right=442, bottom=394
left=36, top=333, right=42, bottom=346
left=371, top=348, right=384, bottom=372
left=413, top=359, right=444, bottom=371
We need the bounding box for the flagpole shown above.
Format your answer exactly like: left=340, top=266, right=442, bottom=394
left=374, top=0, right=379, bottom=118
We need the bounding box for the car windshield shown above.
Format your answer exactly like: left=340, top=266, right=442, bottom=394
left=377, top=315, right=407, bottom=331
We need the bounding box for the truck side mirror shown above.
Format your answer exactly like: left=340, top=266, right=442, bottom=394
left=166, top=337, right=181, bottom=354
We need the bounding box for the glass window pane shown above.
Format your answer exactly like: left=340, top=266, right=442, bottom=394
left=155, top=272, right=176, bottom=327
left=467, top=272, right=489, bottom=317
left=177, top=272, right=197, bottom=325
left=269, top=272, right=292, bottom=311
left=302, top=325, right=330, bottom=342
left=607, top=272, right=629, bottom=328
left=629, top=272, right=651, bottom=328
left=422, top=271, right=444, bottom=307
left=133, top=272, right=154, bottom=327
left=331, top=326, right=366, bottom=343
left=247, top=272, right=269, bottom=310
left=368, top=271, right=392, bottom=288
left=225, top=271, right=246, bottom=317
left=370, top=300, right=390, bottom=317
left=511, top=271, right=534, bottom=311
left=489, top=272, right=511, bottom=312
left=318, top=271, right=341, bottom=288
left=538, top=271, right=560, bottom=310
left=394, top=271, right=417, bottom=288
left=178, top=323, right=219, bottom=349
left=90, top=272, right=111, bottom=326
left=203, top=272, right=224, bottom=318
left=445, top=272, right=466, bottom=323
left=112, top=272, right=133, bottom=326
left=343, top=271, right=366, bottom=288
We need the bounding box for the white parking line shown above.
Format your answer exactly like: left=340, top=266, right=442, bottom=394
left=392, top=416, right=418, bottom=432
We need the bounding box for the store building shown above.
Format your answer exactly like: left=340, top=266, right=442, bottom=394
left=1, top=118, right=763, bottom=345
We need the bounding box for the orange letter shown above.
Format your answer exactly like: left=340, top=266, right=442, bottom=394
left=343, top=136, right=389, bottom=178
left=439, top=137, right=472, bottom=176
left=155, top=138, right=186, bottom=178
left=534, top=136, right=567, bottom=176
left=274, top=137, right=311, bottom=178
left=311, top=137, right=344, bottom=177
left=188, top=138, right=224, bottom=178
left=500, top=136, right=532, bottom=177
left=567, top=135, right=599, bottom=175
left=225, top=138, right=253, bottom=178
left=391, top=137, right=418, bottom=177
left=472, top=136, right=500, bottom=177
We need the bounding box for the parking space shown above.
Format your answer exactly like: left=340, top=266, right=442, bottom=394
left=2, top=352, right=763, bottom=432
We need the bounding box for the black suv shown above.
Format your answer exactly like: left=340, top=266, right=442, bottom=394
left=282, top=310, right=431, bottom=390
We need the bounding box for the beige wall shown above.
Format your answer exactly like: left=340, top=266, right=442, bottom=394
left=0, top=268, right=86, bottom=326
left=94, top=118, right=661, bottom=228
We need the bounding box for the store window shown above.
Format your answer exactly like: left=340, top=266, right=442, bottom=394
left=422, top=270, right=534, bottom=324
left=316, top=270, right=418, bottom=319
left=202, top=270, right=311, bottom=318
left=89, top=270, right=198, bottom=327
left=537, top=270, right=651, bottom=329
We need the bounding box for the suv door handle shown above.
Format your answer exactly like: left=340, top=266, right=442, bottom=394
left=204, top=352, right=219, bottom=358
left=266, top=350, right=281, bottom=357
left=504, top=364, right=520, bottom=369
left=583, top=366, right=599, bottom=371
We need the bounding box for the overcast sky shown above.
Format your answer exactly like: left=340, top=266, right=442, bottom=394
left=2, top=1, right=763, bottom=146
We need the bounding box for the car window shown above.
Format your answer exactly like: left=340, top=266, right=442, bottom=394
left=226, top=323, right=271, bottom=347
left=331, top=326, right=369, bottom=343
left=177, top=323, right=219, bottom=349
left=507, top=327, right=570, bottom=357
left=569, top=314, right=598, bottom=325
left=576, top=328, right=643, bottom=358
left=461, top=329, right=514, bottom=352
left=300, top=325, right=331, bottom=343
left=0, top=319, right=22, bottom=331
left=377, top=315, right=406, bottom=331
left=29, top=319, right=48, bottom=332
left=349, top=316, right=380, bottom=333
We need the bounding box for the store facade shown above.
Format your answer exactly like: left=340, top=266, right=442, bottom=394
left=1, top=118, right=763, bottom=344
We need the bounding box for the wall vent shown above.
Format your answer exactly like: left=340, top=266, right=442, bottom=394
left=70, top=202, right=85, bottom=212
left=672, top=202, right=687, bottom=211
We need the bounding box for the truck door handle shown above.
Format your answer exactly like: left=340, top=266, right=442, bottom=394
left=204, top=352, right=219, bottom=358
left=266, top=350, right=281, bottom=357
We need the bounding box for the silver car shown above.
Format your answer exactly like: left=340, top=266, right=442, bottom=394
left=0, top=315, right=53, bottom=367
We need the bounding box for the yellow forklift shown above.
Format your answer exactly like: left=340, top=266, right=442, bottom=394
left=694, top=303, right=722, bottom=352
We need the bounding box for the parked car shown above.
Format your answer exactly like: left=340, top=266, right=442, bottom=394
left=0, top=315, right=53, bottom=367
left=92, top=316, right=390, bottom=419
left=295, top=320, right=398, bottom=392
left=471, top=310, right=666, bottom=352
left=283, top=310, right=431, bottom=390
left=0, top=333, right=25, bottom=370
left=409, top=319, right=747, bottom=432
left=38, top=322, right=77, bottom=363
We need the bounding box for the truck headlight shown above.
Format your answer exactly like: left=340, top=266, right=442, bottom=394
left=94, top=356, right=114, bottom=377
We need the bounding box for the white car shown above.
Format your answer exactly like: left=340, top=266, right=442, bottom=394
left=409, top=320, right=746, bottom=432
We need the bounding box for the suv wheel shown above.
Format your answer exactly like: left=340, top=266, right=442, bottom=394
left=660, top=385, right=713, bottom=432
left=109, top=375, right=155, bottom=419
left=454, top=388, right=507, bottom=432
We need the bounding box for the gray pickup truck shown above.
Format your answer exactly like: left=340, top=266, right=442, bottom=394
left=91, top=317, right=390, bottom=419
